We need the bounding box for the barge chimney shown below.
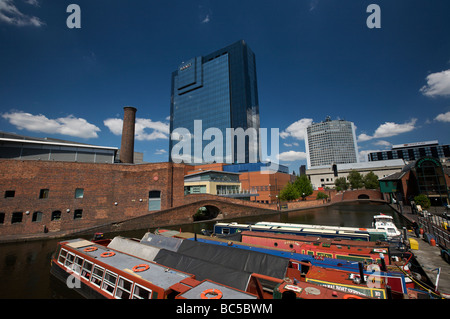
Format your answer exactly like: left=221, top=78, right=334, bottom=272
left=120, top=106, right=137, bottom=164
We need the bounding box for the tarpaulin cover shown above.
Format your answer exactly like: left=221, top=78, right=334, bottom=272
left=153, top=249, right=252, bottom=291
left=178, top=239, right=290, bottom=279
left=140, top=232, right=183, bottom=252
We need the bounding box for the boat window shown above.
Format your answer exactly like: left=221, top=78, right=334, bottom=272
left=65, top=252, right=75, bottom=269
left=115, top=277, right=133, bottom=299
left=91, top=265, right=104, bottom=287
left=81, top=261, right=93, bottom=281
left=387, top=228, right=397, bottom=233
left=132, top=284, right=152, bottom=299
left=73, top=256, right=84, bottom=275
left=58, top=249, right=67, bottom=265
left=102, top=271, right=117, bottom=295
left=222, top=228, right=230, bottom=235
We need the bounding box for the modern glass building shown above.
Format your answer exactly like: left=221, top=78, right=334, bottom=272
left=169, top=40, right=260, bottom=164
left=368, top=140, right=450, bottom=162
left=305, top=118, right=359, bottom=168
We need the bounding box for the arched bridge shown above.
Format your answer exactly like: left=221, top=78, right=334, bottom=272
left=109, top=194, right=278, bottom=233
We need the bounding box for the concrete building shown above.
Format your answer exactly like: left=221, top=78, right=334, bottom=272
left=306, top=159, right=406, bottom=190
left=305, top=117, right=359, bottom=169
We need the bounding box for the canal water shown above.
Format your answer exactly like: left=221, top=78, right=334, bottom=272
left=0, top=202, right=408, bottom=299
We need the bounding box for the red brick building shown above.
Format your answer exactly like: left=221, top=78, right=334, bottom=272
left=0, top=160, right=185, bottom=237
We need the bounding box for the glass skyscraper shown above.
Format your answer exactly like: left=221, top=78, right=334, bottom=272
left=169, top=40, right=260, bottom=164
left=305, top=118, right=359, bottom=168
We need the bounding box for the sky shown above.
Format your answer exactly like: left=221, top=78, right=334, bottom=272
left=1, top=0, right=450, bottom=173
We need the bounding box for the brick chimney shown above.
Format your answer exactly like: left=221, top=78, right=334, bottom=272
left=120, top=106, right=137, bottom=164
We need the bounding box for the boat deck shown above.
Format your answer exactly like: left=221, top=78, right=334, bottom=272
left=64, top=238, right=192, bottom=290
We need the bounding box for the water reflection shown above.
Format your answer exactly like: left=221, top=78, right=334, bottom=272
left=0, top=202, right=406, bottom=299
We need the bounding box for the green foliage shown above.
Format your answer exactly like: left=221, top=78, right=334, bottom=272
left=347, top=170, right=364, bottom=189
left=414, top=194, right=431, bottom=209
left=279, top=182, right=300, bottom=201
left=293, top=175, right=313, bottom=200
left=363, top=171, right=379, bottom=189
left=316, top=192, right=329, bottom=200
left=334, top=177, right=349, bottom=191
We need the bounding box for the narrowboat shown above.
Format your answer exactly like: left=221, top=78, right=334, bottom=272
left=255, top=221, right=389, bottom=242
left=213, top=222, right=383, bottom=241
left=238, top=231, right=390, bottom=264
left=50, top=238, right=257, bottom=299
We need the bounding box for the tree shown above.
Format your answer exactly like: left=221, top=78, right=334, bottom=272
left=414, top=194, right=431, bottom=210
left=293, top=175, right=313, bottom=200
left=316, top=192, right=329, bottom=201
left=334, top=177, right=349, bottom=191
left=279, top=182, right=300, bottom=201
left=347, top=170, right=364, bottom=189
left=363, top=171, right=379, bottom=189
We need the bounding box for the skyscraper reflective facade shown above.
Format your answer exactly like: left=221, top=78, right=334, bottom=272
left=305, top=118, right=359, bottom=168
left=169, top=40, right=260, bottom=164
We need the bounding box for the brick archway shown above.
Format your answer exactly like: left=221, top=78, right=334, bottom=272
left=193, top=205, right=222, bottom=221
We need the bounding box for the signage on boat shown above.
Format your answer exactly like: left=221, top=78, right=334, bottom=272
left=305, top=278, right=386, bottom=299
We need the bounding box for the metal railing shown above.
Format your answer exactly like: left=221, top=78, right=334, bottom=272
left=418, top=214, right=450, bottom=250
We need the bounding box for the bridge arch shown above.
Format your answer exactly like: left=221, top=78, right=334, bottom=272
left=193, top=204, right=222, bottom=221
left=358, top=194, right=370, bottom=200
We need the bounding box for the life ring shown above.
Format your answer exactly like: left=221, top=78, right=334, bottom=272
left=100, top=251, right=115, bottom=258
left=200, top=288, right=223, bottom=299
left=83, top=246, right=98, bottom=252
left=343, top=294, right=364, bottom=299
left=132, top=264, right=150, bottom=272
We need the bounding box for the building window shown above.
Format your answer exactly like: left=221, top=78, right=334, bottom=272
left=11, top=212, right=23, bottom=224
left=39, top=189, right=49, bottom=199
left=51, top=210, right=62, bottom=221
left=74, top=209, right=83, bottom=220
left=0, top=212, right=5, bottom=224
left=75, top=188, right=84, bottom=199
left=148, top=190, right=161, bottom=211
left=4, top=190, right=15, bottom=198
left=32, top=211, right=43, bottom=222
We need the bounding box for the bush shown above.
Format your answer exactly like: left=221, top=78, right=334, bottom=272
left=414, top=194, right=431, bottom=209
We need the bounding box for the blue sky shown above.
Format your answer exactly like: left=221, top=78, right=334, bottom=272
left=1, top=0, right=449, bottom=173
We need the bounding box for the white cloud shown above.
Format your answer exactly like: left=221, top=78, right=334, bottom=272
left=373, top=140, right=392, bottom=148
left=277, top=150, right=307, bottom=162
left=435, top=111, right=450, bottom=122
left=155, top=149, right=167, bottom=155
left=357, top=119, right=417, bottom=142
left=420, top=69, right=450, bottom=98
left=280, top=118, right=313, bottom=140
left=0, top=0, right=45, bottom=27
left=2, top=111, right=100, bottom=138
left=104, top=117, right=170, bottom=141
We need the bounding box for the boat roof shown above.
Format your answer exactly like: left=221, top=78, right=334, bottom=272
left=62, top=238, right=192, bottom=290
left=373, top=214, right=394, bottom=220
left=140, top=232, right=290, bottom=280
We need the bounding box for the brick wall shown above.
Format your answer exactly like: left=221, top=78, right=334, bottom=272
left=0, top=160, right=185, bottom=237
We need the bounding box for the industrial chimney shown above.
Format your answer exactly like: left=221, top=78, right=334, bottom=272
left=120, top=106, right=137, bottom=164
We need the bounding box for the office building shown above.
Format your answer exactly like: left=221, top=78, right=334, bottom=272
left=305, top=118, right=359, bottom=168
left=368, top=140, right=450, bottom=162
left=169, top=40, right=260, bottom=164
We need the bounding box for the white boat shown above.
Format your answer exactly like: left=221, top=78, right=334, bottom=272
left=372, top=214, right=401, bottom=239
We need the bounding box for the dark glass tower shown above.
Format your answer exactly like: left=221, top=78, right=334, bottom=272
left=169, top=40, right=260, bottom=164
